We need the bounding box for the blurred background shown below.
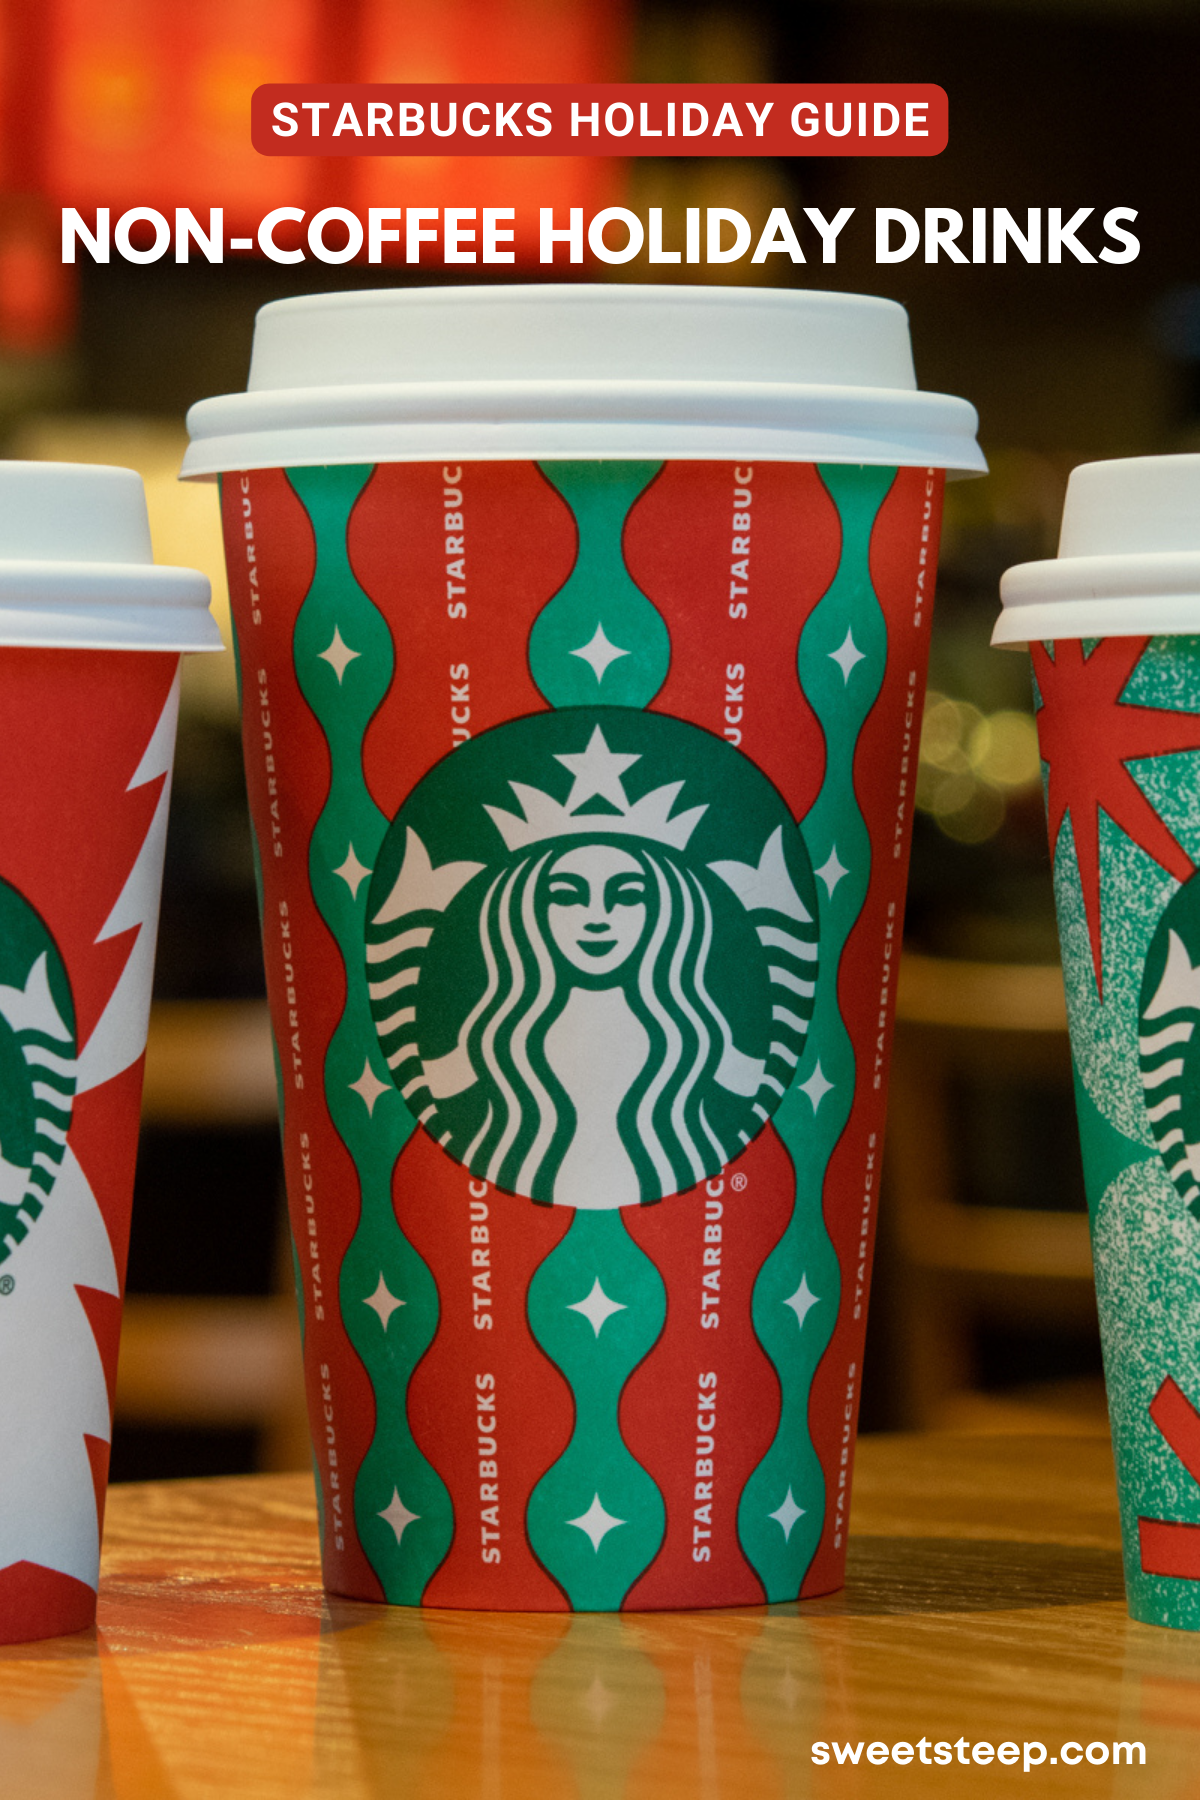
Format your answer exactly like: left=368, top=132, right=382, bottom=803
left=3, top=0, right=1197, bottom=1474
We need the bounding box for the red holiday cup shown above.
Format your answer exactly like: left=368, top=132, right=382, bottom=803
left=185, top=284, right=983, bottom=1610
left=0, top=462, right=219, bottom=1643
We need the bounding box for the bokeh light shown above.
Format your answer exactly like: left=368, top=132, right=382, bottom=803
left=917, top=692, right=1042, bottom=844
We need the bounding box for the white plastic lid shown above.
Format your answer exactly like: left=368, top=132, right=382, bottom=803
left=181, top=284, right=985, bottom=477
left=0, top=462, right=220, bottom=651
left=994, top=454, right=1200, bottom=647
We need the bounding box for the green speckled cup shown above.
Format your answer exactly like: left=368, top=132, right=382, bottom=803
left=996, top=454, right=1200, bottom=1630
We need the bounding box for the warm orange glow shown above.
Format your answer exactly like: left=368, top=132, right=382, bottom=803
left=46, top=0, right=318, bottom=223
left=360, top=0, right=626, bottom=86
left=0, top=202, right=75, bottom=351
left=357, top=0, right=629, bottom=255
left=20, top=0, right=628, bottom=257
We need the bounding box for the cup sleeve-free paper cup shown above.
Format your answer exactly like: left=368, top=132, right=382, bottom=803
left=0, top=463, right=218, bottom=1643
left=997, top=453, right=1200, bottom=1631
left=189, top=284, right=982, bottom=1611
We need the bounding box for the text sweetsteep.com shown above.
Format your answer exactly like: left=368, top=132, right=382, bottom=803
left=812, top=1738, right=1146, bottom=1771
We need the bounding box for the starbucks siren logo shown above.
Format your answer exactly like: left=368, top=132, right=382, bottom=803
left=366, top=707, right=819, bottom=1207
left=0, top=876, right=77, bottom=1262
left=1140, top=871, right=1200, bottom=1219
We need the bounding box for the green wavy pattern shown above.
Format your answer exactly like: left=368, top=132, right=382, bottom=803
left=526, top=1209, right=666, bottom=1608
left=288, top=464, right=452, bottom=1600
left=738, top=463, right=894, bottom=1599
left=523, top=460, right=674, bottom=1607
left=529, top=463, right=668, bottom=709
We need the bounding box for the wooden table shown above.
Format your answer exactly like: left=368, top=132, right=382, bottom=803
left=2, top=1433, right=1194, bottom=1797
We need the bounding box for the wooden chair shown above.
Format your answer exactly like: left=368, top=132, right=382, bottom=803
left=880, top=953, right=1106, bottom=1434
left=117, top=1001, right=311, bottom=1472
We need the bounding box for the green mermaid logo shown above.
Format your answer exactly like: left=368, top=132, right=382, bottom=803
left=366, top=708, right=819, bottom=1207
left=1139, top=871, right=1200, bottom=1219
left=0, top=877, right=77, bottom=1262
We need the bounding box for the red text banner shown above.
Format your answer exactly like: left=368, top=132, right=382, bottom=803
left=252, top=84, right=948, bottom=158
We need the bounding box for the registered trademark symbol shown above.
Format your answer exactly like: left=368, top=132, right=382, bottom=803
left=0, top=1274, right=14, bottom=1296
left=730, top=1172, right=748, bottom=1192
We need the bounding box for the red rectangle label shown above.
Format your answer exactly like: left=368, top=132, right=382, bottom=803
left=252, top=83, right=947, bottom=158
left=1139, top=1517, right=1200, bottom=1580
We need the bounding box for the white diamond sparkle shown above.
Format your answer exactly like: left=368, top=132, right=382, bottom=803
left=379, top=1487, right=420, bottom=1544
left=567, top=1493, right=626, bottom=1552
left=365, top=1273, right=405, bottom=1330
left=768, top=1487, right=805, bottom=1542
left=567, top=1277, right=627, bottom=1338
left=799, top=1060, right=834, bottom=1113
left=349, top=1059, right=392, bottom=1116
left=570, top=624, right=630, bottom=684
left=783, top=1273, right=820, bottom=1329
left=319, top=626, right=361, bottom=682
left=334, top=844, right=373, bottom=899
left=829, top=627, right=866, bottom=683
left=815, top=846, right=849, bottom=897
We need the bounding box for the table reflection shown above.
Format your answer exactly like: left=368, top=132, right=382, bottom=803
left=313, top=1604, right=823, bottom=1799
left=0, top=1594, right=832, bottom=1798
left=3, top=1445, right=1196, bottom=1799
left=0, top=1648, right=104, bottom=1797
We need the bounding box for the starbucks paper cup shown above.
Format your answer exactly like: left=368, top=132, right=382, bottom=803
left=996, top=453, right=1200, bottom=1631
left=0, top=463, right=218, bottom=1643
left=186, top=283, right=982, bottom=1610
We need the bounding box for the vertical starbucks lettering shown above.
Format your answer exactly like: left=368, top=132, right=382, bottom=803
left=186, top=282, right=983, bottom=1609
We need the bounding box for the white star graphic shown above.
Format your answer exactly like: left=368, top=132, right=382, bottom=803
left=815, top=846, right=849, bottom=897
left=768, top=1487, right=805, bottom=1542
left=364, top=1273, right=405, bottom=1329
left=334, top=843, right=372, bottom=899
left=828, top=627, right=866, bottom=683
left=319, top=626, right=361, bottom=683
left=349, top=1059, right=392, bottom=1116
left=570, top=623, right=630, bottom=684
left=798, top=1060, right=834, bottom=1113
left=555, top=726, right=641, bottom=812
left=378, top=1487, right=420, bottom=1545
left=567, top=1277, right=627, bottom=1338
left=567, top=1493, right=626, bottom=1552
left=783, top=1273, right=820, bottom=1329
